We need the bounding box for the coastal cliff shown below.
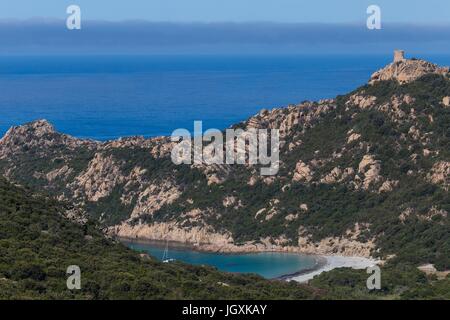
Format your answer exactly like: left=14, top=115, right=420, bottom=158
left=0, top=51, right=448, bottom=268
left=110, top=221, right=374, bottom=257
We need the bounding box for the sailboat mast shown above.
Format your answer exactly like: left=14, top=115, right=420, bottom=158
left=162, top=239, right=169, bottom=262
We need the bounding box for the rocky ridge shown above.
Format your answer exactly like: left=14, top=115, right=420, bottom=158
left=0, top=52, right=448, bottom=265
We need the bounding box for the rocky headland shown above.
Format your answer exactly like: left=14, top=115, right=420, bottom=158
left=0, top=51, right=448, bottom=268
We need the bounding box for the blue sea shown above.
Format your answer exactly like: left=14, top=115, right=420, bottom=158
left=122, top=240, right=318, bottom=279
left=2, top=54, right=449, bottom=140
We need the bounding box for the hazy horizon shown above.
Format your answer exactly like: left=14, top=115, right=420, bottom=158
left=2, top=20, right=450, bottom=55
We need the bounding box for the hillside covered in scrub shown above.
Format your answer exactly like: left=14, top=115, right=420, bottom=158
left=0, top=177, right=321, bottom=299
left=1, top=177, right=448, bottom=299
left=0, top=53, right=449, bottom=274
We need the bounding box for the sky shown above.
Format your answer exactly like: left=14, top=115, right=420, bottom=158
left=1, top=0, right=449, bottom=55
left=1, top=0, right=450, bottom=23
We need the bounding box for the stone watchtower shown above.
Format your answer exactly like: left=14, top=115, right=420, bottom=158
left=394, top=50, right=405, bottom=63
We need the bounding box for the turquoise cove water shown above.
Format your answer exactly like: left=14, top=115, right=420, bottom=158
left=122, top=240, right=319, bottom=279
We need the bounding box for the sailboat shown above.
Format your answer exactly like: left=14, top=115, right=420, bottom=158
left=162, top=239, right=175, bottom=263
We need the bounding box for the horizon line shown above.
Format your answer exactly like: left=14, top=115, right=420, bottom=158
left=1, top=18, right=450, bottom=28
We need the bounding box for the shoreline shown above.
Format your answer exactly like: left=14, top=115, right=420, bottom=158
left=275, top=255, right=328, bottom=281
left=287, top=255, right=378, bottom=283
left=119, top=237, right=378, bottom=282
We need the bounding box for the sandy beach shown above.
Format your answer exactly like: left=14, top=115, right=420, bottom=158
left=287, top=255, right=378, bottom=283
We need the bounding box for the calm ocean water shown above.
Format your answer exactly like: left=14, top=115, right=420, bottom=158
left=3, top=54, right=449, bottom=140
left=122, top=240, right=318, bottom=279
